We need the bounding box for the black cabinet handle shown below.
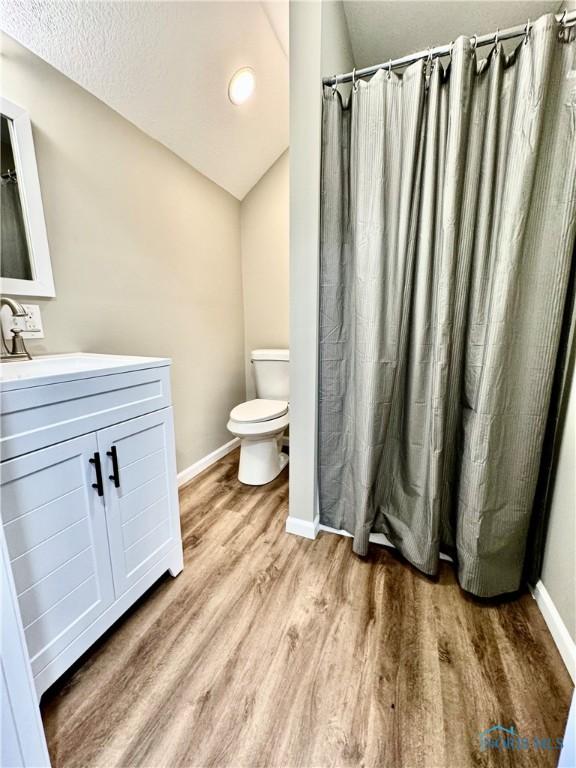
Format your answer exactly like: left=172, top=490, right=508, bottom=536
left=89, top=452, right=104, bottom=497
left=107, top=445, right=121, bottom=488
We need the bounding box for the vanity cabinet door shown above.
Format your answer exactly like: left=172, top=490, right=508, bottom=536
left=97, top=407, right=180, bottom=597
left=0, top=434, right=115, bottom=679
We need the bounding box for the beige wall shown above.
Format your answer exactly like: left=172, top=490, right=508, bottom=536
left=240, top=150, right=289, bottom=398
left=1, top=33, right=246, bottom=472
left=321, top=0, right=354, bottom=92
left=541, top=347, right=576, bottom=642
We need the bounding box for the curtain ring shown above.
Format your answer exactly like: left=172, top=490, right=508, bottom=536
left=559, top=9, right=567, bottom=25
left=494, top=27, right=500, bottom=52
left=387, top=58, right=392, bottom=80
left=331, top=74, right=338, bottom=96
left=352, top=67, right=358, bottom=92
left=449, top=40, right=454, bottom=60
left=471, top=33, right=478, bottom=51
left=524, top=19, right=531, bottom=45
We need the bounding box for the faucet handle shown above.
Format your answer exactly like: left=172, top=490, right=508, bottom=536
left=8, top=328, right=33, bottom=360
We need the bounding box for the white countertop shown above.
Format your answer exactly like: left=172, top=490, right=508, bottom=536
left=0, top=353, right=171, bottom=390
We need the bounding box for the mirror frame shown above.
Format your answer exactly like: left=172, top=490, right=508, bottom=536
left=1, top=96, right=55, bottom=297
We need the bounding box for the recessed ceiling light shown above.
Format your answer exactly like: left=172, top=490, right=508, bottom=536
left=228, top=67, right=255, bottom=105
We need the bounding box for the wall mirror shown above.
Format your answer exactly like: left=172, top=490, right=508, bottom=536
left=1, top=96, right=55, bottom=297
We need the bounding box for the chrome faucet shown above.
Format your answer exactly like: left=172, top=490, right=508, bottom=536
left=1, top=297, right=32, bottom=361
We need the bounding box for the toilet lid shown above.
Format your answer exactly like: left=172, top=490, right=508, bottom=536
left=230, top=399, right=288, bottom=423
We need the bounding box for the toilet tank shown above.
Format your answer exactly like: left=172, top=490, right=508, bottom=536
left=251, top=349, right=289, bottom=400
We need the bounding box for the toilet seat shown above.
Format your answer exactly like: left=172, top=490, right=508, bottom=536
left=229, top=398, right=288, bottom=424
left=227, top=411, right=289, bottom=438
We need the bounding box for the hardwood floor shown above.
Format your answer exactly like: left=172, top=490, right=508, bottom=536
left=41, top=449, right=573, bottom=768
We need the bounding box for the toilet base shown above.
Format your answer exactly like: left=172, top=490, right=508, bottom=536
left=238, top=434, right=289, bottom=485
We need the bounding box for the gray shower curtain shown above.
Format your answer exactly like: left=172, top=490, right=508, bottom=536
left=318, top=14, right=576, bottom=597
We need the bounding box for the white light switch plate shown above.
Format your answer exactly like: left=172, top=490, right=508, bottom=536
left=1, top=303, right=44, bottom=340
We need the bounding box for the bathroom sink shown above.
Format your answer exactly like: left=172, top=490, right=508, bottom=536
left=0, top=353, right=169, bottom=388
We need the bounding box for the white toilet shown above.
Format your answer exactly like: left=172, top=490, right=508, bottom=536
left=227, top=349, right=289, bottom=485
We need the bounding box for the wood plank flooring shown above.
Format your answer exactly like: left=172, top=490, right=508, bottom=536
left=41, top=449, right=573, bottom=768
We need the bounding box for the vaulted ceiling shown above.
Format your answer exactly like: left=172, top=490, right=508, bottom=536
left=1, top=1, right=289, bottom=200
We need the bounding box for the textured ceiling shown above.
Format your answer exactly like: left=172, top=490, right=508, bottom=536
left=1, top=0, right=289, bottom=200
left=343, top=1, right=561, bottom=70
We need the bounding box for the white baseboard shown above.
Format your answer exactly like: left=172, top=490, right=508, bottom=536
left=177, top=438, right=240, bottom=487
left=530, top=580, right=576, bottom=683
left=285, top=514, right=320, bottom=540
left=319, top=523, right=393, bottom=547
left=319, top=524, right=453, bottom=562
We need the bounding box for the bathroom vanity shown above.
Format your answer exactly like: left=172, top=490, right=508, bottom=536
left=0, top=354, right=183, bottom=698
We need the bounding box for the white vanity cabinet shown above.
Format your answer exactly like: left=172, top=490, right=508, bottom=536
left=0, top=355, right=183, bottom=698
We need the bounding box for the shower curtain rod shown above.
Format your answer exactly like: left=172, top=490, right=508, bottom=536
left=323, top=8, right=576, bottom=85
